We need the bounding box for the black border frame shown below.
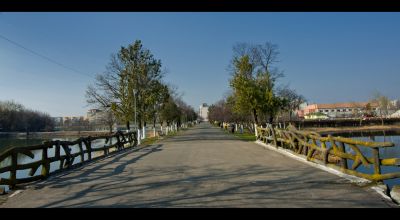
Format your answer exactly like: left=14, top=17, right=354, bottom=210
left=2, top=0, right=400, bottom=12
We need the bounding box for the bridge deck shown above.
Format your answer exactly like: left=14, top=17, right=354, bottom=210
left=0, top=123, right=396, bottom=207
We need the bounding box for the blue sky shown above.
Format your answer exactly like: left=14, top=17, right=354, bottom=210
left=0, top=12, right=399, bottom=116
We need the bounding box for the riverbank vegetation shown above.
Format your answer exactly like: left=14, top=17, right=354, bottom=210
left=0, top=100, right=54, bottom=133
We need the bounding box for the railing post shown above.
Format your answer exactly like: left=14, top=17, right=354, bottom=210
left=338, top=142, right=348, bottom=170
left=41, top=141, right=51, bottom=179
left=132, top=132, right=135, bottom=146
left=10, top=149, right=17, bottom=189
left=55, top=141, right=63, bottom=170
left=270, top=125, right=278, bottom=148
left=321, top=141, right=328, bottom=165
left=86, top=139, right=92, bottom=161
left=62, top=143, right=72, bottom=169
left=303, top=137, right=309, bottom=156
left=372, top=147, right=382, bottom=177
left=78, top=140, right=84, bottom=164
left=115, top=134, right=121, bottom=151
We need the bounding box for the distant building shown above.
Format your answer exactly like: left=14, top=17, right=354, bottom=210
left=87, top=109, right=104, bottom=123
left=199, top=103, right=209, bottom=121
left=391, top=110, right=400, bottom=118
left=304, top=112, right=329, bottom=120
left=51, top=117, right=63, bottom=125
left=51, top=117, right=63, bottom=131
left=87, top=109, right=115, bottom=131
left=62, top=116, right=86, bottom=124
left=391, top=99, right=400, bottom=108
left=297, top=101, right=380, bottom=119
left=58, top=115, right=89, bottom=131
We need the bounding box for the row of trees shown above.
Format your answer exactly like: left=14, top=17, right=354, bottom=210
left=209, top=42, right=305, bottom=131
left=86, top=40, right=197, bottom=133
left=0, top=100, right=54, bottom=133
left=370, top=91, right=399, bottom=117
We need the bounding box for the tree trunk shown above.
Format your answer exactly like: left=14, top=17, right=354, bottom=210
left=268, top=115, right=274, bottom=124
left=142, top=121, right=146, bottom=139
left=126, top=121, right=130, bottom=131
left=153, top=117, right=157, bottom=137
left=252, top=108, right=259, bottom=124
left=138, top=120, right=142, bottom=131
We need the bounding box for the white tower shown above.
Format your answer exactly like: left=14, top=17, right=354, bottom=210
left=199, top=103, right=209, bottom=121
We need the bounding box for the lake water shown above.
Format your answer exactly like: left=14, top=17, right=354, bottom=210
left=332, top=130, right=400, bottom=189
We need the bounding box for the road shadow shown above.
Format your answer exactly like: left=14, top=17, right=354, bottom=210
left=32, top=144, right=164, bottom=189
left=32, top=162, right=392, bottom=208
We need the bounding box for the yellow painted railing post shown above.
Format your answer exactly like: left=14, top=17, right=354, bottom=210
left=338, top=142, right=348, bottom=170
left=372, top=147, right=382, bottom=178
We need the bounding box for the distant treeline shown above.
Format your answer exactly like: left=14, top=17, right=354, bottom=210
left=0, top=100, right=54, bottom=132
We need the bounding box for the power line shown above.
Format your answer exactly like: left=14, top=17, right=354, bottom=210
left=0, top=33, right=93, bottom=78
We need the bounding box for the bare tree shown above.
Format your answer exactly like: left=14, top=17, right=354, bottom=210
left=277, top=87, right=306, bottom=121
left=371, top=91, right=390, bottom=117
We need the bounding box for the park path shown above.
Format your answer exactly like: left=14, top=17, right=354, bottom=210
left=0, top=123, right=396, bottom=207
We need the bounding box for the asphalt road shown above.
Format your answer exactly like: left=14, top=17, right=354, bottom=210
left=0, top=122, right=396, bottom=207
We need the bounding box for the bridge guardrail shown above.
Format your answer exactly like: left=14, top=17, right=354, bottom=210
left=256, top=125, right=400, bottom=182
left=0, top=131, right=137, bottom=189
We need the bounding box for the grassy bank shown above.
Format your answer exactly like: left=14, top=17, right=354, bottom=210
left=222, top=128, right=256, bottom=142
left=232, top=132, right=256, bottom=142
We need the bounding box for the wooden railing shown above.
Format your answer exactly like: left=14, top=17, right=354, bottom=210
left=0, top=131, right=137, bottom=188
left=256, top=125, right=400, bottom=182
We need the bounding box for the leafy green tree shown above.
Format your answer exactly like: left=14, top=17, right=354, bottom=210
left=86, top=40, right=164, bottom=130
left=230, top=55, right=258, bottom=122
left=159, top=96, right=181, bottom=126
left=146, top=81, right=170, bottom=130
left=229, top=42, right=286, bottom=125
